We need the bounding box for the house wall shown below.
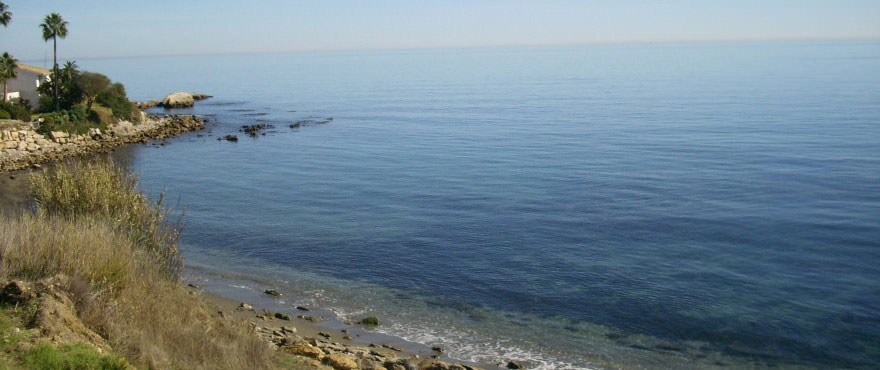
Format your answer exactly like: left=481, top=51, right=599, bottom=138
left=4, top=68, right=47, bottom=110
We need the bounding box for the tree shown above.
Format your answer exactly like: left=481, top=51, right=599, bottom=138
left=38, top=60, right=82, bottom=111
left=77, top=72, right=110, bottom=111
left=0, top=52, right=16, bottom=102
left=0, top=2, right=11, bottom=27
left=40, top=13, right=68, bottom=111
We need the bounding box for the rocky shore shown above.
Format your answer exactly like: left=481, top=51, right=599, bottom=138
left=206, top=291, right=497, bottom=370
left=0, top=114, right=205, bottom=173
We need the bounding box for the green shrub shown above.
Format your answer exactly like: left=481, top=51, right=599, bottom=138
left=0, top=101, right=31, bottom=121
left=20, top=343, right=128, bottom=370
left=96, top=83, right=137, bottom=121
left=36, top=106, right=106, bottom=136
left=0, top=109, right=9, bottom=120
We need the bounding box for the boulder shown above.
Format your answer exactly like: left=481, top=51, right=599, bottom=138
left=191, top=93, right=212, bottom=101
left=282, top=341, right=324, bottom=360
left=325, top=353, right=358, bottom=370
left=160, top=92, right=195, bottom=108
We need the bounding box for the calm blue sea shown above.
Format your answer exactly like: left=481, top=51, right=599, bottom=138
left=75, top=40, right=879, bottom=369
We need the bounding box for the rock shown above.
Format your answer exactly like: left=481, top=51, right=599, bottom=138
left=296, top=306, right=309, bottom=311
left=220, top=134, right=238, bottom=142
left=420, top=359, right=462, bottom=370
left=359, top=358, right=386, bottom=370
left=274, top=312, right=291, bottom=320
left=318, top=331, right=331, bottom=338
left=325, top=353, right=358, bottom=370
left=240, top=123, right=274, bottom=137
left=282, top=340, right=324, bottom=360
left=160, top=92, right=195, bottom=108
left=506, top=361, right=523, bottom=369
left=137, top=100, right=159, bottom=109
left=264, top=289, right=282, bottom=297
left=280, top=326, right=296, bottom=334
left=432, top=346, right=443, bottom=353
left=191, top=93, right=212, bottom=101
left=297, top=314, right=320, bottom=322
left=238, top=303, right=253, bottom=311
left=360, top=316, right=379, bottom=326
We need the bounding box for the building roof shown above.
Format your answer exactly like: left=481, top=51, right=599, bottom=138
left=16, top=64, right=51, bottom=75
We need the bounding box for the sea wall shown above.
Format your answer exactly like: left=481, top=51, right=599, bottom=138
left=0, top=115, right=205, bottom=172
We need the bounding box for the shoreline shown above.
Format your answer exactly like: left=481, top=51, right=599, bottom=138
left=0, top=114, right=205, bottom=173
left=196, top=284, right=503, bottom=370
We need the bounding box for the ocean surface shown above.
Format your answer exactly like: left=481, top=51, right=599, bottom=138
left=67, top=41, right=880, bottom=369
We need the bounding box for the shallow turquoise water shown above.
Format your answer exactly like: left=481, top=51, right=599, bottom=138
left=78, top=41, right=880, bottom=369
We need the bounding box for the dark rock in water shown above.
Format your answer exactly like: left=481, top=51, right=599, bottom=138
left=240, top=123, right=274, bottom=137
left=431, top=346, right=443, bottom=353
left=360, top=316, right=379, bottom=326
left=264, top=289, right=282, bottom=297
left=219, top=135, right=238, bottom=142
left=187, top=283, right=201, bottom=289
left=274, top=312, right=291, bottom=320
left=289, top=123, right=301, bottom=128
left=297, top=314, right=320, bottom=322
left=318, top=331, right=331, bottom=338
left=296, top=306, right=309, bottom=311
left=506, top=361, right=523, bottom=369
left=191, top=93, right=212, bottom=101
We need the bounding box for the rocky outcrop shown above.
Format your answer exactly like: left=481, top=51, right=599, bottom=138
left=1, top=276, right=109, bottom=352
left=160, top=92, right=195, bottom=108
left=0, top=115, right=205, bottom=172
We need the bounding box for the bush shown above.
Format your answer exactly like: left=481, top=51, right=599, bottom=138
left=0, top=101, right=32, bottom=121
left=0, top=109, right=9, bottom=120
left=96, top=83, right=138, bottom=122
left=36, top=106, right=106, bottom=136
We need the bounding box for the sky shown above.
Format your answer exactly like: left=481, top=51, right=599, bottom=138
left=0, top=0, right=878, bottom=61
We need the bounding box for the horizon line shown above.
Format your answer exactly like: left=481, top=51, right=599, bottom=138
left=16, top=35, right=880, bottom=65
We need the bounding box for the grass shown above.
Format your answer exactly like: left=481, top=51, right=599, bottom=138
left=20, top=344, right=127, bottom=370
left=0, top=159, right=285, bottom=369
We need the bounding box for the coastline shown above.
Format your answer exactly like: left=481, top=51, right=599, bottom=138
left=0, top=114, right=205, bottom=173
left=199, top=288, right=497, bottom=370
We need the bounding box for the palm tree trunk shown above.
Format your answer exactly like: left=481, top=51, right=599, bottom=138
left=3, top=81, right=7, bottom=103
left=53, top=35, right=59, bottom=111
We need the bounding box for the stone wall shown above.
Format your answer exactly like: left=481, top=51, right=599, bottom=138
left=0, top=115, right=204, bottom=172
left=0, top=128, right=100, bottom=161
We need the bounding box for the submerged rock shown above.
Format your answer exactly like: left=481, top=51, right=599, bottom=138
left=220, top=134, right=238, bottom=142
left=240, top=123, right=274, bottom=137
left=264, top=289, right=282, bottom=297
left=191, top=93, right=212, bottom=101
left=274, top=312, right=291, bottom=320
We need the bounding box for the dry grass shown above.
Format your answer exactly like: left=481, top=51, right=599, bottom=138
left=0, top=159, right=279, bottom=369
left=30, top=159, right=182, bottom=278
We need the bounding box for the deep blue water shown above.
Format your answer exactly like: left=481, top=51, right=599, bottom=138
left=76, top=41, right=880, bottom=369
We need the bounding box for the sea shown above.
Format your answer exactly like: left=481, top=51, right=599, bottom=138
left=61, top=40, right=880, bottom=369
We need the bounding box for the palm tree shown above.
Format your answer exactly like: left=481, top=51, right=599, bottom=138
left=1, top=52, right=17, bottom=102
left=40, top=13, right=68, bottom=111
left=0, top=2, right=11, bottom=27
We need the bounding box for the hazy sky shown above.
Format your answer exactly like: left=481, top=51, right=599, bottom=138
left=1, top=0, right=878, bottom=61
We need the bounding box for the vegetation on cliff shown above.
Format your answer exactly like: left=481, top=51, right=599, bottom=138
left=0, top=160, right=284, bottom=369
